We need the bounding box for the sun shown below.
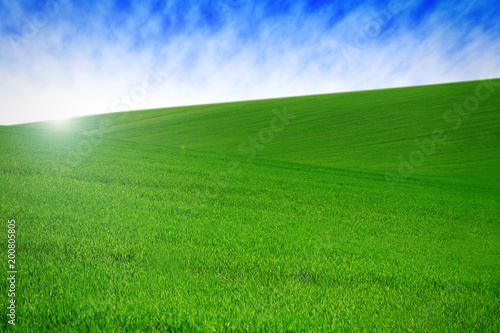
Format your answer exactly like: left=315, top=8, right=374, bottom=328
left=47, top=115, right=72, bottom=129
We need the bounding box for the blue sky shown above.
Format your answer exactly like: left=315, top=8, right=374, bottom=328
left=1, top=0, right=499, bottom=124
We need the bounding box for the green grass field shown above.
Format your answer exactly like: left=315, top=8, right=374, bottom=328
left=1, top=79, right=499, bottom=331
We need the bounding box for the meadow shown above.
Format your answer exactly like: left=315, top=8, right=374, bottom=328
left=1, top=79, right=499, bottom=331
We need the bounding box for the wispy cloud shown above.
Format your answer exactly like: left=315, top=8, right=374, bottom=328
left=1, top=0, right=499, bottom=124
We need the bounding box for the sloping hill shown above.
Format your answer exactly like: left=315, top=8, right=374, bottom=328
left=3, top=79, right=500, bottom=331
left=21, top=79, right=500, bottom=189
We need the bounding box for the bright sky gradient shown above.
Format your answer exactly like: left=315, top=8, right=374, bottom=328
left=1, top=0, right=499, bottom=125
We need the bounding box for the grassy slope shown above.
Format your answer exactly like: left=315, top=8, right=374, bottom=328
left=1, top=126, right=499, bottom=331
left=1, top=80, right=499, bottom=331
left=25, top=79, right=500, bottom=189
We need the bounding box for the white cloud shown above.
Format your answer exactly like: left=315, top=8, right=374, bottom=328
left=0, top=0, right=499, bottom=124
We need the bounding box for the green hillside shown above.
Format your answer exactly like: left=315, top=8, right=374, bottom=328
left=24, top=78, right=500, bottom=189
left=2, top=80, right=499, bottom=331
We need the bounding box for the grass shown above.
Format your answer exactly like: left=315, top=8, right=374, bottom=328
left=1, top=79, right=499, bottom=331
left=28, top=79, right=500, bottom=188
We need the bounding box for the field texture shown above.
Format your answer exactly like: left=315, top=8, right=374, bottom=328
left=1, top=79, right=500, bottom=331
